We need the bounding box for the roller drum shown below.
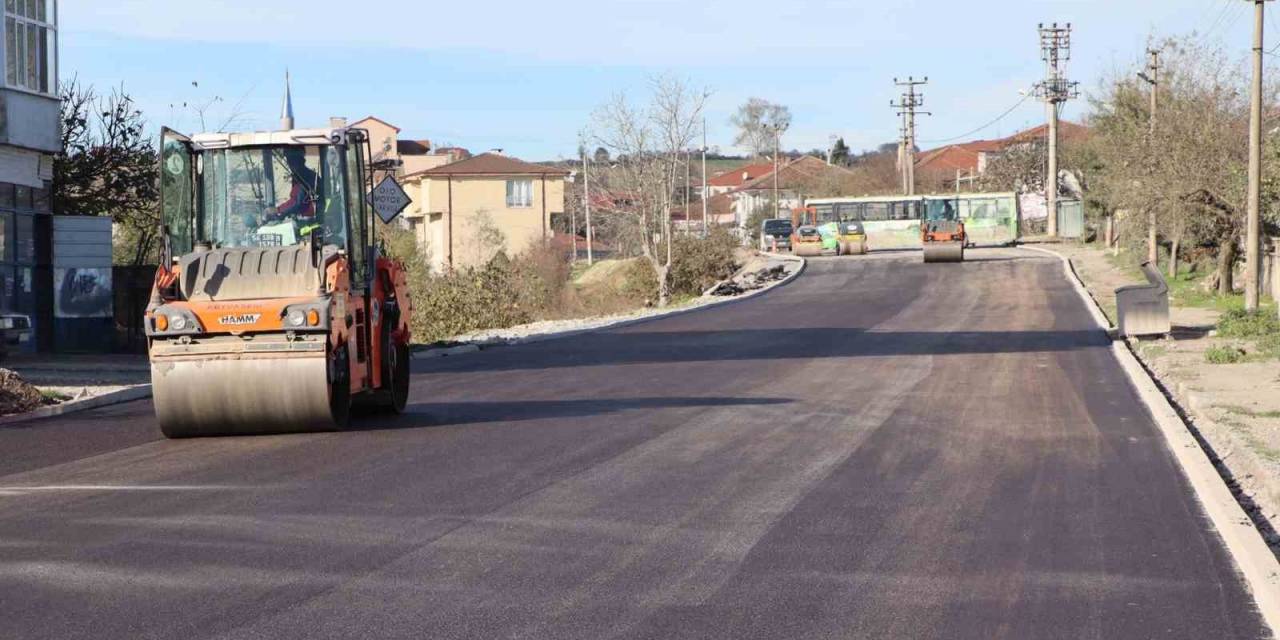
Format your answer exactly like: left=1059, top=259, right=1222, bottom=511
left=793, top=243, right=823, bottom=257
left=152, top=355, right=347, bottom=438
left=922, top=242, right=965, bottom=263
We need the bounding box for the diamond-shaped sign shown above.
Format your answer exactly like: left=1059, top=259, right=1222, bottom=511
left=368, top=175, right=411, bottom=224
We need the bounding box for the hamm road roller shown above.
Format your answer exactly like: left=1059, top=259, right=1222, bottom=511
left=146, top=124, right=413, bottom=437
left=921, top=197, right=966, bottom=263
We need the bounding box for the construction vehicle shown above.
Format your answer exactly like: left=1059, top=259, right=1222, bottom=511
left=835, top=220, right=867, bottom=256
left=921, top=197, right=966, bottom=263
left=789, top=206, right=822, bottom=257
left=792, top=225, right=824, bottom=257
left=146, top=115, right=413, bottom=438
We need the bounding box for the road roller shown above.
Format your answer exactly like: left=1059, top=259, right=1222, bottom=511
left=146, top=124, right=413, bottom=438
left=836, top=220, right=867, bottom=256
left=791, top=225, right=824, bottom=257
left=921, top=197, right=966, bottom=263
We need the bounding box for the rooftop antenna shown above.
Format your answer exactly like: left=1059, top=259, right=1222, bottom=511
left=280, top=69, right=295, bottom=130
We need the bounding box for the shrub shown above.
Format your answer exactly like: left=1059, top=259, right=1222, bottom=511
left=1205, top=344, right=1246, bottom=364
left=619, top=257, right=659, bottom=304
left=668, top=228, right=741, bottom=297
left=1217, top=309, right=1280, bottom=339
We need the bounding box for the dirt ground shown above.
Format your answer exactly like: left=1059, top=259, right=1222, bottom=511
left=1052, top=242, right=1280, bottom=544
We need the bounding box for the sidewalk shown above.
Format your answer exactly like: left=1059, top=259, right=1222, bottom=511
left=1050, top=242, right=1280, bottom=545
left=3, top=353, right=149, bottom=399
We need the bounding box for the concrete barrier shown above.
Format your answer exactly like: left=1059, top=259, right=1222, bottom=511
left=1115, top=261, right=1171, bottom=337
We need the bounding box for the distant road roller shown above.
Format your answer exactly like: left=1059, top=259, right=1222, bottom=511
left=146, top=124, right=413, bottom=437
left=792, top=226, right=825, bottom=257
left=921, top=197, right=966, bottom=263
left=835, top=220, right=867, bottom=256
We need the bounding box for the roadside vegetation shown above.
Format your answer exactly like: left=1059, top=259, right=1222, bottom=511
left=382, top=226, right=741, bottom=344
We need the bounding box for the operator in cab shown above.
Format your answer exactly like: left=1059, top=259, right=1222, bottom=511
left=249, top=147, right=322, bottom=247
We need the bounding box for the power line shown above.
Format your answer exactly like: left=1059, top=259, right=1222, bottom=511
left=1203, top=0, right=1235, bottom=38
left=918, top=92, right=1034, bottom=144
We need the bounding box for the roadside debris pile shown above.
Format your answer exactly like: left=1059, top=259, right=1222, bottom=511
left=0, top=368, right=47, bottom=415
left=709, top=264, right=789, bottom=296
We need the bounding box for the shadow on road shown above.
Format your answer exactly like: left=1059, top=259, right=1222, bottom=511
left=416, top=328, right=1109, bottom=375
left=354, top=396, right=794, bottom=430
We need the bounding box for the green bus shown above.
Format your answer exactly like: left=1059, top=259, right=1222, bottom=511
left=804, top=192, right=1020, bottom=251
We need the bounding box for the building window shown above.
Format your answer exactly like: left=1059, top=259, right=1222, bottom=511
left=5, top=0, right=55, bottom=94
left=506, top=179, right=532, bottom=208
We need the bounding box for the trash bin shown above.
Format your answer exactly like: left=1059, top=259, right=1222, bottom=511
left=1116, top=261, right=1171, bottom=337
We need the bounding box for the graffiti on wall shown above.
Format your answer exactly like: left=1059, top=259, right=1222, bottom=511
left=55, top=268, right=113, bottom=318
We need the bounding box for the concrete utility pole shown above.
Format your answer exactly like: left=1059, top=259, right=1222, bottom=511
left=684, top=149, right=691, bottom=228
left=1138, top=47, right=1161, bottom=266
left=772, top=124, right=781, bottom=219
left=1245, top=0, right=1272, bottom=312
left=1035, top=23, right=1079, bottom=238
left=701, top=118, right=708, bottom=237
left=892, top=77, right=929, bottom=196
left=583, top=153, right=594, bottom=265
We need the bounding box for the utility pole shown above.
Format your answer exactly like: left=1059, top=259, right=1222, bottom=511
left=1035, top=23, right=1079, bottom=238
left=701, top=118, right=708, bottom=237
left=583, top=152, right=593, bottom=265
left=1245, top=0, right=1272, bottom=311
left=571, top=155, right=579, bottom=262
left=772, top=124, right=781, bottom=219
left=1138, top=47, right=1161, bottom=266
left=684, top=148, right=691, bottom=232
left=892, top=77, right=929, bottom=196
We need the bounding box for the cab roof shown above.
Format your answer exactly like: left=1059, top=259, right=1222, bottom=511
left=189, top=127, right=352, bottom=151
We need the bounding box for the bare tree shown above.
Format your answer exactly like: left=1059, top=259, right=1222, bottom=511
left=731, top=98, right=791, bottom=158
left=589, top=75, right=709, bottom=306
left=1086, top=37, right=1255, bottom=292
left=52, top=80, right=160, bottom=265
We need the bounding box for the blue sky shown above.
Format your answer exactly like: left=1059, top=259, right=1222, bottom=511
left=62, top=0, right=1265, bottom=160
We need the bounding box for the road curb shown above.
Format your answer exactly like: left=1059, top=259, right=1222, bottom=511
left=0, top=384, right=153, bottom=427
left=412, top=253, right=807, bottom=360
left=1029, top=244, right=1280, bottom=632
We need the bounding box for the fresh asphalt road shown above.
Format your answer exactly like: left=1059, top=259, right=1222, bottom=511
left=0, top=248, right=1269, bottom=639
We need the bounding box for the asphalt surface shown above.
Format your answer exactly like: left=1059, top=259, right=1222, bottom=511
left=0, top=248, right=1269, bottom=639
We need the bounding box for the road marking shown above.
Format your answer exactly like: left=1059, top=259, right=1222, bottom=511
left=0, top=485, right=248, bottom=497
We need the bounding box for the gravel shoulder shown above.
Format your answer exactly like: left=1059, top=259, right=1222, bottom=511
left=1049, top=241, right=1280, bottom=548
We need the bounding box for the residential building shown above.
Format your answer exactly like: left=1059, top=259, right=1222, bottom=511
left=1, top=0, right=60, bottom=351
left=705, top=162, right=774, bottom=196
left=914, top=120, right=1089, bottom=190
left=726, top=156, right=856, bottom=229
left=348, top=115, right=463, bottom=175
left=401, top=152, right=568, bottom=272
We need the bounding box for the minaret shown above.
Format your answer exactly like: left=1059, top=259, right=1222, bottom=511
left=280, top=70, right=295, bottom=130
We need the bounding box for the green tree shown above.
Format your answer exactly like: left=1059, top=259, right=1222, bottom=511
left=831, top=137, right=851, bottom=166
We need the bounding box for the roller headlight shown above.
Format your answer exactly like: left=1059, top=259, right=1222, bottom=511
left=287, top=309, right=306, bottom=327
left=169, top=314, right=187, bottom=331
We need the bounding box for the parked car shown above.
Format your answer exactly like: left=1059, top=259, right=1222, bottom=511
left=0, top=312, right=31, bottom=360
left=760, top=218, right=794, bottom=251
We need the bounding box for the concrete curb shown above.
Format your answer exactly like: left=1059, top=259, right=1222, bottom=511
left=0, top=384, right=153, bottom=427
left=411, top=253, right=807, bottom=360
left=1029, top=244, right=1280, bottom=633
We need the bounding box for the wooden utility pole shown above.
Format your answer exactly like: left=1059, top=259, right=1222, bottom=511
left=892, top=77, right=929, bottom=196
left=1035, top=23, right=1078, bottom=237
left=1246, top=0, right=1271, bottom=311
left=1138, top=47, right=1161, bottom=266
